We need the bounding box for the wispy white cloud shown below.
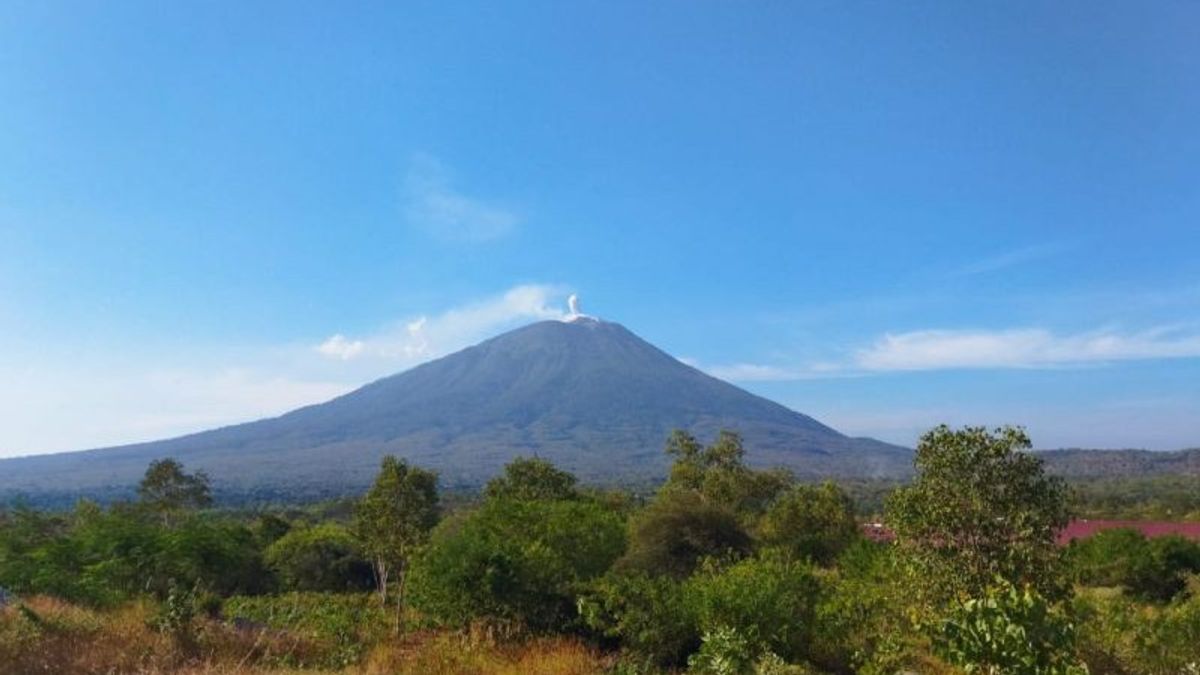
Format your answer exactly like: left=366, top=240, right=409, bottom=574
left=316, top=334, right=365, bottom=360
left=948, top=243, right=1065, bottom=278
left=698, top=325, right=1200, bottom=382
left=314, top=284, right=570, bottom=365
left=701, top=362, right=842, bottom=382
left=404, top=154, right=520, bottom=242
left=856, top=326, right=1200, bottom=371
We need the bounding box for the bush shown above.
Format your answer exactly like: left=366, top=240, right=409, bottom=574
left=1074, top=583, right=1200, bottom=674
left=223, top=591, right=387, bottom=668
left=933, top=580, right=1085, bottom=675
left=618, top=491, right=751, bottom=579
left=265, top=522, right=374, bottom=592
left=410, top=497, right=625, bottom=631
left=580, top=572, right=697, bottom=668
left=1069, top=529, right=1200, bottom=602
left=758, top=482, right=860, bottom=566
left=685, top=550, right=823, bottom=665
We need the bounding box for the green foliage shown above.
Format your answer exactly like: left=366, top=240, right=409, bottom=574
left=0, top=501, right=270, bottom=605
left=663, top=430, right=791, bottom=517
left=265, top=522, right=373, bottom=592
left=410, top=496, right=625, bottom=631
left=887, top=425, right=1072, bottom=603
left=580, top=572, right=697, bottom=668
left=484, top=456, right=578, bottom=501
left=1070, top=475, right=1200, bottom=521
left=1074, top=581, right=1200, bottom=674
left=353, top=455, right=439, bottom=613
left=148, top=580, right=197, bottom=638
left=1066, top=527, right=1148, bottom=588
left=811, top=540, right=929, bottom=673
left=620, top=490, right=752, bottom=579
left=688, top=625, right=759, bottom=675
left=138, top=458, right=212, bottom=523
left=685, top=551, right=823, bottom=664
left=758, top=482, right=860, bottom=565
left=1068, top=529, right=1200, bottom=602
left=933, top=580, right=1086, bottom=675
left=223, top=592, right=388, bottom=668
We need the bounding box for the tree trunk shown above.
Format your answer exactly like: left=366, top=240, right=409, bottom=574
left=374, top=559, right=389, bottom=607
left=393, top=563, right=408, bottom=635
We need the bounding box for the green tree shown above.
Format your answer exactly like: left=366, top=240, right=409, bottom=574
left=354, top=456, right=438, bottom=627
left=759, top=482, right=860, bottom=565
left=619, top=490, right=752, bottom=579
left=685, top=549, right=824, bottom=664
left=138, top=458, right=212, bottom=525
left=484, top=456, right=578, bottom=502
left=265, top=522, right=374, bottom=592
left=410, top=497, right=625, bottom=631
left=664, top=430, right=791, bottom=517
left=886, top=425, right=1071, bottom=603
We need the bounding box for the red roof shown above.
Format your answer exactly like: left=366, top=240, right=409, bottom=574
left=1057, top=520, right=1200, bottom=545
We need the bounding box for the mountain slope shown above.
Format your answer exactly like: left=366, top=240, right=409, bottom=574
left=0, top=318, right=912, bottom=502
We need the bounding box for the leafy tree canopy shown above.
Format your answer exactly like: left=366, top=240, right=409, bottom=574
left=138, top=458, right=212, bottom=522
left=758, top=482, right=860, bottom=566
left=483, top=456, right=578, bottom=502
left=353, top=455, right=439, bottom=614
left=886, top=425, right=1072, bottom=603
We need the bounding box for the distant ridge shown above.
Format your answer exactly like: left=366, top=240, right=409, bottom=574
left=0, top=318, right=912, bottom=503
left=1038, top=447, right=1200, bottom=479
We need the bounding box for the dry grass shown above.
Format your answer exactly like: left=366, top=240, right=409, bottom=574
left=362, top=631, right=610, bottom=675
left=0, top=596, right=335, bottom=675
left=1, top=597, right=610, bottom=675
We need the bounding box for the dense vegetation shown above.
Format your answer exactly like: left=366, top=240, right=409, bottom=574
left=3, top=427, right=1200, bottom=674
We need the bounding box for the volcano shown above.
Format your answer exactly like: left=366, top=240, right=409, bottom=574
left=0, top=317, right=911, bottom=502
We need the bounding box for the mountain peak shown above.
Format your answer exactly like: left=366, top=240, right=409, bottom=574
left=0, top=317, right=912, bottom=502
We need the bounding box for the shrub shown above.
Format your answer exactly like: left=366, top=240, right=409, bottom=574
left=223, top=591, right=387, bottom=668
left=579, top=572, right=697, bottom=668
left=758, top=482, right=860, bottom=566
left=265, top=522, right=374, bottom=592
left=410, top=497, right=625, bottom=631
left=618, top=491, right=751, bottom=579
left=933, top=580, right=1086, bottom=675
left=684, top=550, right=823, bottom=665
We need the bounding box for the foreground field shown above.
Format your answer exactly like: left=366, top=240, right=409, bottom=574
left=0, top=595, right=609, bottom=675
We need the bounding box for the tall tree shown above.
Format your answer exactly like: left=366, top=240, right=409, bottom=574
left=484, top=456, right=577, bottom=502
left=354, top=456, right=438, bottom=629
left=663, top=429, right=791, bottom=519
left=758, top=481, right=860, bottom=565
left=886, top=425, right=1071, bottom=604
left=138, top=458, right=212, bottom=525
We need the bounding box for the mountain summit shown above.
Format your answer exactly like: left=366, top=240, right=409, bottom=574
left=0, top=319, right=911, bottom=502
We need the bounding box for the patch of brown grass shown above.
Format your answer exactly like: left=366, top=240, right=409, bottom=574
left=362, top=632, right=610, bottom=675
left=0, top=596, right=337, bottom=675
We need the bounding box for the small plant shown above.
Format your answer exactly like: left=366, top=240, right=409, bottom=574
left=149, top=581, right=196, bottom=637
left=688, top=626, right=759, bottom=675
left=934, top=580, right=1086, bottom=675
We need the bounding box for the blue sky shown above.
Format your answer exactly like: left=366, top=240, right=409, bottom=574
left=1, top=1, right=1198, bottom=457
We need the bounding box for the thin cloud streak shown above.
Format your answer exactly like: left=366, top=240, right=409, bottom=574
left=404, top=154, right=520, bottom=242
left=857, top=326, right=1200, bottom=371
left=947, top=243, right=1066, bottom=278
left=700, top=325, right=1200, bottom=382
